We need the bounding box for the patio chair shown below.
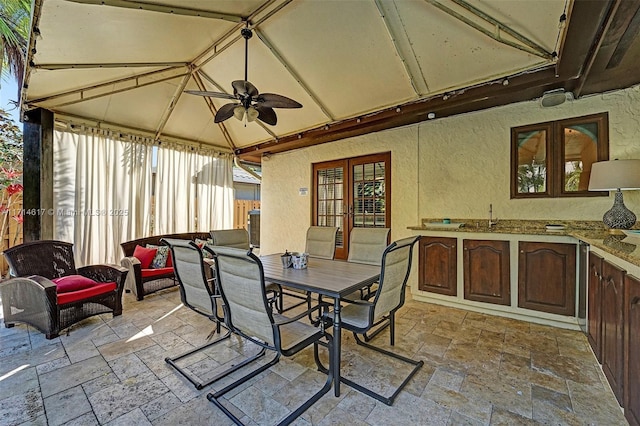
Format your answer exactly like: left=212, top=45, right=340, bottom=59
left=348, top=227, right=390, bottom=266
left=319, top=236, right=423, bottom=405
left=1, top=240, right=128, bottom=339
left=276, top=226, right=339, bottom=313
left=210, top=228, right=251, bottom=249
left=206, top=246, right=333, bottom=425
left=160, top=238, right=266, bottom=390
left=345, top=226, right=390, bottom=299
left=209, top=228, right=280, bottom=310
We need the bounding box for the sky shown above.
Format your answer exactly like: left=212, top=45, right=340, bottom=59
left=0, top=77, right=22, bottom=126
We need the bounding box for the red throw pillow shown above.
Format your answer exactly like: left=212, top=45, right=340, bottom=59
left=133, top=245, right=157, bottom=269
left=165, top=252, right=173, bottom=268
left=52, top=275, right=98, bottom=293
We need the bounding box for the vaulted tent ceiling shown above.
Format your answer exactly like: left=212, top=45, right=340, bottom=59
left=21, top=0, right=640, bottom=163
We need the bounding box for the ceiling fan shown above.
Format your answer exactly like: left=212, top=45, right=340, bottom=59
left=186, top=25, right=302, bottom=126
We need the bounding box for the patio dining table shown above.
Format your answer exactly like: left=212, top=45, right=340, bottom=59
left=260, top=253, right=380, bottom=397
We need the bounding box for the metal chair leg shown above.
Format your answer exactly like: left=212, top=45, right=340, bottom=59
left=363, top=313, right=392, bottom=342
left=315, top=331, right=423, bottom=406
left=165, top=325, right=267, bottom=390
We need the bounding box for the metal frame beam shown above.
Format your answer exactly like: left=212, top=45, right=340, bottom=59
left=29, top=69, right=189, bottom=109
left=254, top=28, right=334, bottom=121
left=374, top=0, right=428, bottom=96
left=65, top=0, right=244, bottom=23
left=33, top=62, right=188, bottom=70
left=425, top=0, right=554, bottom=59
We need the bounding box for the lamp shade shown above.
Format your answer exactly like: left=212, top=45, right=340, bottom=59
left=588, top=159, right=640, bottom=190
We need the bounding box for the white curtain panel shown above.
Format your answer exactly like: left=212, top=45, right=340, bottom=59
left=155, top=145, right=196, bottom=234
left=194, top=152, right=234, bottom=231
left=53, top=129, right=153, bottom=266
left=156, top=146, right=233, bottom=233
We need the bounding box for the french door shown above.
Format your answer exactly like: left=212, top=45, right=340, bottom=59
left=313, top=152, right=391, bottom=260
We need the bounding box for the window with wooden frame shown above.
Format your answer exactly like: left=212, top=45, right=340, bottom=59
left=511, top=112, right=609, bottom=199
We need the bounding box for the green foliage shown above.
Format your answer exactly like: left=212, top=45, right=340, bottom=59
left=0, top=108, right=22, bottom=170
left=517, top=162, right=546, bottom=193
left=0, top=107, right=22, bottom=245
left=0, top=0, right=30, bottom=86
left=564, top=161, right=583, bottom=192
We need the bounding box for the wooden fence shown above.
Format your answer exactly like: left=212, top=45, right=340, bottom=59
left=1, top=199, right=23, bottom=276
left=234, top=200, right=260, bottom=230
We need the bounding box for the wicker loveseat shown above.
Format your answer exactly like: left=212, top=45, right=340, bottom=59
left=1, top=240, right=128, bottom=339
left=120, top=232, right=210, bottom=300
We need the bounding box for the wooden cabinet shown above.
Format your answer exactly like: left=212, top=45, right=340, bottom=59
left=587, top=252, right=603, bottom=362
left=625, top=274, right=640, bottom=426
left=418, top=237, right=457, bottom=296
left=601, top=259, right=625, bottom=405
left=463, top=239, right=510, bottom=305
left=518, top=242, right=576, bottom=316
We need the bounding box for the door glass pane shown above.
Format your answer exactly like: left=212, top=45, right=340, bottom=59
left=353, top=164, right=363, bottom=181
left=315, top=166, right=344, bottom=248
left=563, top=123, right=598, bottom=192
left=353, top=160, right=387, bottom=228
left=516, top=129, right=547, bottom=194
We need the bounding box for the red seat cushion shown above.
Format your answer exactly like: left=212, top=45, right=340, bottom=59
left=57, top=282, right=117, bottom=304
left=52, top=275, right=98, bottom=293
left=165, top=252, right=173, bottom=268
left=133, top=245, right=157, bottom=269
left=141, top=267, right=174, bottom=278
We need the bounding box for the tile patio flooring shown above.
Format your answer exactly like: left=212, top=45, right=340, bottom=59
left=0, top=287, right=628, bottom=425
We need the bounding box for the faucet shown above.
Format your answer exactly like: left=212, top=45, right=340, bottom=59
left=488, top=204, right=499, bottom=228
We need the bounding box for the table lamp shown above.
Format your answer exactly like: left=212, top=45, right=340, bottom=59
left=589, top=159, right=640, bottom=231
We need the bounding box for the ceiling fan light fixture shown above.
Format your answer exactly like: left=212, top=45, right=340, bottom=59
left=246, top=106, right=259, bottom=122
left=233, top=105, right=245, bottom=121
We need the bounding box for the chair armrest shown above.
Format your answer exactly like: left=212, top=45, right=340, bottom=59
left=78, top=264, right=128, bottom=286
left=120, top=256, right=143, bottom=300
left=1, top=275, right=56, bottom=291
left=78, top=264, right=128, bottom=314
left=0, top=276, right=58, bottom=335
left=273, top=303, right=324, bottom=326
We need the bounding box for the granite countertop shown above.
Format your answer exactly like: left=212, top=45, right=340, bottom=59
left=408, top=219, right=605, bottom=236
left=409, top=218, right=640, bottom=268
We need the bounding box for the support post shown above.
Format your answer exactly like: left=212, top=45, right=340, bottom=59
left=22, top=108, right=54, bottom=242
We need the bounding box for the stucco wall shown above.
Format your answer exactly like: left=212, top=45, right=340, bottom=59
left=260, top=85, right=640, bottom=257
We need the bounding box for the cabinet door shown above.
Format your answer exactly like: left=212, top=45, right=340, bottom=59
left=518, top=242, right=576, bottom=315
left=601, top=259, right=625, bottom=405
left=419, top=237, right=457, bottom=296
left=463, top=240, right=510, bottom=305
left=625, top=274, right=640, bottom=426
left=588, top=252, right=603, bottom=362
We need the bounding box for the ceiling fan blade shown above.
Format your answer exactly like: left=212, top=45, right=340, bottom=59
left=254, top=105, right=277, bottom=126
left=185, top=90, right=236, bottom=100
left=257, top=93, right=302, bottom=109
left=214, top=103, right=239, bottom=123
left=232, top=80, right=259, bottom=97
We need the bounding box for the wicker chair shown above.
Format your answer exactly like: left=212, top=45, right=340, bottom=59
left=318, top=236, right=423, bottom=405
left=1, top=240, right=128, bottom=339
left=160, top=238, right=266, bottom=390
left=206, top=246, right=333, bottom=425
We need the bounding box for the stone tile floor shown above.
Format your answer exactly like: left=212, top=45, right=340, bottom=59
left=0, top=288, right=628, bottom=425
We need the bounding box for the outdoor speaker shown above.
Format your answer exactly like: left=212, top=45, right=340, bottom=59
left=540, top=89, right=574, bottom=107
